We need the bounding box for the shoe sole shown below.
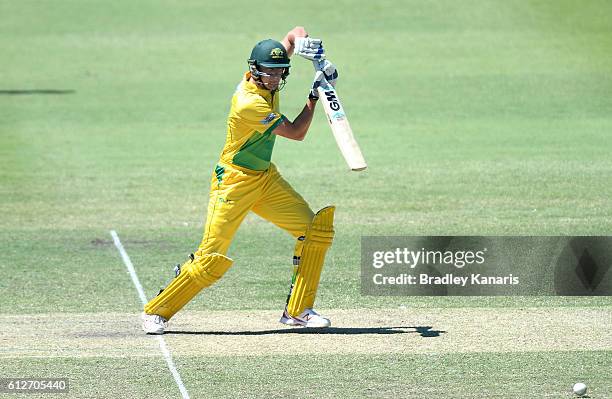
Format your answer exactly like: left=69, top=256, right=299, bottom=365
left=279, top=316, right=299, bottom=326
left=279, top=316, right=331, bottom=328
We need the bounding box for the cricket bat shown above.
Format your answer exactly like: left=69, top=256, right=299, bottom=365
left=313, top=60, right=367, bottom=172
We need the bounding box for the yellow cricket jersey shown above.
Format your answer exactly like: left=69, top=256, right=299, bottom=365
left=218, top=72, right=286, bottom=171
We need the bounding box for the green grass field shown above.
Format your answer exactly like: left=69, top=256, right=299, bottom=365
left=2, top=1, right=611, bottom=398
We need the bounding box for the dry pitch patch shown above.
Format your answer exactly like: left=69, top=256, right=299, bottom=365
left=1, top=307, right=610, bottom=358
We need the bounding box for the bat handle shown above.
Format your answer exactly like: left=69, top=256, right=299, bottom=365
left=312, top=59, right=325, bottom=72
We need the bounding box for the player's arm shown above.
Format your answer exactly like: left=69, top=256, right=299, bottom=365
left=281, top=26, right=308, bottom=57
left=273, top=98, right=317, bottom=141
left=273, top=63, right=337, bottom=142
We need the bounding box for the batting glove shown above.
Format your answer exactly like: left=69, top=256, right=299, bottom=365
left=309, top=70, right=325, bottom=100
left=319, top=60, right=338, bottom=88
left=295, top=37, right=325, bottom=61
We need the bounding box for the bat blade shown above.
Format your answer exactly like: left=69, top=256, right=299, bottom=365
left=316, top=80, right=367, bottom=171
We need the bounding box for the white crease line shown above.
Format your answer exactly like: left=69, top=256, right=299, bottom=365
left=110, top=230, right=190, bottom=399
left=110, top=230, right=148, bottom=304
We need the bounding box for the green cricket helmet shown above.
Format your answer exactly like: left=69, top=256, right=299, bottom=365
left=248, top=39, right=290, bottom=68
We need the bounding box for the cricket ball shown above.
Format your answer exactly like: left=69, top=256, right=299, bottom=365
left=572, top=382, right=587, bottom=396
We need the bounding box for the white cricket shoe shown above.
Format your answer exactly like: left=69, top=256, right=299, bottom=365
left=280, top=308, right=331, bottom=328
left=141, top=312, right=167, bottom=335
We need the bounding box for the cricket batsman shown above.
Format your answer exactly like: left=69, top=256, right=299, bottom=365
left=142, top=27, right=339, bottom=334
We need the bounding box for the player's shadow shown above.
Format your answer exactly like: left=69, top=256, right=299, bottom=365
left=0, top=89, right=75, bottom=95
left=165, top=326, right=445, bottom=337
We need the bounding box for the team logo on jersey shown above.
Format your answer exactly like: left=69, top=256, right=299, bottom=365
left=270, top=48, right=285, bottom=59
left=261, top=112, right=277, bottom=124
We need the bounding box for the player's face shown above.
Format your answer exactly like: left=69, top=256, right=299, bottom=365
left=259, top=66, right=285, bottom=90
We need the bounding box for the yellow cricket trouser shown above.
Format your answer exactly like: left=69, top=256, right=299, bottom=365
left=199, top=162, right=314, bottom=255
left=143, top=161, right=332, bottom=320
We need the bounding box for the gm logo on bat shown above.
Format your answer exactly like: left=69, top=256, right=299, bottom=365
left=324, top=90, right=341, bottom=111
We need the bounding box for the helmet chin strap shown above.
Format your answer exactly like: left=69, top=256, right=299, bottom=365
left=253, top=78, right=276, bottom=92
